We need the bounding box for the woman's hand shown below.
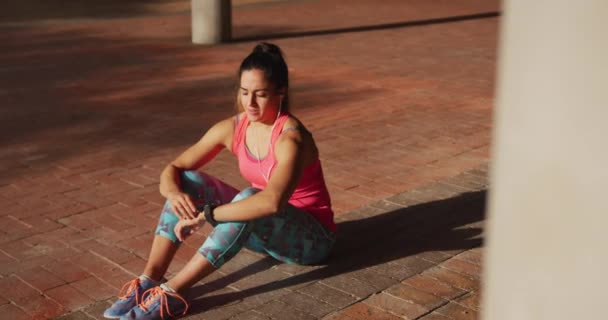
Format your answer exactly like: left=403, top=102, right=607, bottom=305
left=167, top=191, right=198, bottom=220
left=174, top=217, right=205, bottom=242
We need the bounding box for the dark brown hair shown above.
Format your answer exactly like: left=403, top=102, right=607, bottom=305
left=237, top=42, right=290, bottom=112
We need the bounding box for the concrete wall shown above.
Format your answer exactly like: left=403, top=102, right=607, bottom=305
left=483, top=1, right=608, bottom=319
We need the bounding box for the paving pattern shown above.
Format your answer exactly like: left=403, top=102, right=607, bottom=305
left=0, top=0, right=498, bottom=319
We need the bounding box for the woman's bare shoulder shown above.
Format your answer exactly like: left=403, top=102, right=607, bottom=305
left=278, top=115, right=318, bottom=160
left=282, top=115, right=306, bottom=132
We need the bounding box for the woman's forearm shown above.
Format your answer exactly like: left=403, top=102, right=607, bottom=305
left=159, top=164, right=182, bottom=198
left=213, top=191, right=280, bottom=222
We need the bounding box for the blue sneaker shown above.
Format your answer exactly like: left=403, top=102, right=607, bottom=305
left=103, top=277, right=158, bottom=319
left=120, top=285, right=189, bottom=320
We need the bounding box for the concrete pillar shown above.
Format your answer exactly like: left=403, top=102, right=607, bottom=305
left=483, top=1, right=608, bottom=319
left=191, top=0, right=231, bottom=44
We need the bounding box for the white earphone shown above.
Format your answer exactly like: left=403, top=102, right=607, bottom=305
left=254, top=99, right=283, bottom=182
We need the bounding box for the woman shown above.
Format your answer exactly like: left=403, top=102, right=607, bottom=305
left=103, top=42, right=336, bottom=320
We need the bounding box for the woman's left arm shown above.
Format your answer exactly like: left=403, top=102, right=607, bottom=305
left=211, top=130, right=307, bottom=222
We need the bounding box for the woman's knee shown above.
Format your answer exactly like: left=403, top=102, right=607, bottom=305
left=155, top=201, right=181, bottom=243
left=231, top=187, right=261, bottom=203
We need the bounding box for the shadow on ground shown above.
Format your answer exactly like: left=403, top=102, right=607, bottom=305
left=232, top=12, right=500, bottom=42
left=0, top=25, right=390, bottom=185
left=1, top=0, right=182, bottom=22
left=187, top=190, right=485, bottom=312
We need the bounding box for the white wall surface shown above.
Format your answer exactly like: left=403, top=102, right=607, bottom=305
left=484, top=1, right=608, bottom=319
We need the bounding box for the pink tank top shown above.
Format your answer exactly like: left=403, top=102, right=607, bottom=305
left=232, top=112, right=336, bottom=232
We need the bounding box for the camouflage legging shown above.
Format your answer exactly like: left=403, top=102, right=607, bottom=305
left=155, top=171, right=335, bottom=268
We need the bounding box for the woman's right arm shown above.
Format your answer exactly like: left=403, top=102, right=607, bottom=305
left=159, top=116, right=235, bottom=219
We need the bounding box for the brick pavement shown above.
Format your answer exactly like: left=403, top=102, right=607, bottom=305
left=0, top=0, right=497, bottom=319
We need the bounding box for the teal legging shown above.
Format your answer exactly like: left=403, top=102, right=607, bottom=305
left=155, top=171, right=335, bottom=268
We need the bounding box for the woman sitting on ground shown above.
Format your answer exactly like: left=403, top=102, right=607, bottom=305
left=103, top=42, right=336, bottom=320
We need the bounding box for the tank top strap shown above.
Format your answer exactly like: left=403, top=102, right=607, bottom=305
left=232, top=112, right=249, bottom=154
left=270, top=112, right=291, bottom=148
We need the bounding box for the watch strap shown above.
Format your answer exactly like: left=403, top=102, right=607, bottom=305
left=204, top=203, right=218, bottom=226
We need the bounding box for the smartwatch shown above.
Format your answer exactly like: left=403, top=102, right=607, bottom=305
left=203, top=203, right=218, bottom=226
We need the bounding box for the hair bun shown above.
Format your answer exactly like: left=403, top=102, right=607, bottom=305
left=253, top=42, right=283, bottom=57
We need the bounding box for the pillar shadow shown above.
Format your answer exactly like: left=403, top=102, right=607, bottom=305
left=1, top=0, right=177, bottom=23
left=187, top=190, right=486, bottom=312
left=231, top=12, right=500, bottom=42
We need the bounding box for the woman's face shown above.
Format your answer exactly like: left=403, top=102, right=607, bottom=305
left=239, top=69, right=282, bottom=124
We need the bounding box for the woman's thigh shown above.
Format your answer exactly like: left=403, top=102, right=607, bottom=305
left=179, top=170, right=240, bottom=210
left=248, top=205, right=336, bottom=265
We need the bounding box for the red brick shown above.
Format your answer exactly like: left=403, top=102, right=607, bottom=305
left=3, top=202, right=37, bottom=219
left=138, top=191, right=165, bottom=206
left=435, top=301, right=478, bottom=320
left=117, top=195, right=152, bottom=207
left=48, top=246, right=83, bottom=261
left=94, top=181, right=138, bottom=197
left=323, top=312, right=356, bottom=320
left=414, top=250, right=454, bottom=264
left=67, top=251, right=117, bottom=277
left=455, top=291, right=481, bottom=311
left=121, top=202, right=162, bottom=216
left=119, top=173, right=158, bottom=188
left=297, top=282, right=357, bottom=308
left=348, top=268, right=398, bottom=291
left=363, top=293, right=427, bottom=319
left=0, top=219, right=33, bottom=243
left=120, top=256, right=148, bottom=276
left=21, top=217, right=64, bottom=234
left=16, top=266, right=66, bottom=292
left=0, top=256, right=55, bottom=277
left=63, top=189, right=117, bottom=209
left=0, top=239, right=44, bottom=261
left=419, top=313, right=452, bottom=320
left=117, top=235, right=153, bottom=259
left=115, top=210, right=158, bottom=230
left=46, top=284, right=95, bottom=311
left=16, top=294, right=66, bottom=319
left=88, top=241, right=137, bottom=265
left=0, top=250, right=17, bottom=266
left=0, top=303, right=31, bottom=320
left=278, top=292, right=335, bottom=318
left=71, top=277, right=116, bottom=301
left=95, top=267, right=136, bottom=290
left=60, top=173, right=94, bottom=186
left=43, top=201, right=95, bottom=220
left=385, top=283, right=445, bottom=310
left=441, top=258, right=482, bottom=279
left=453, top=249, right=483, bottom=266
left=57, top=213, right=102, bottom=232
left=96, top=226, right=150, bottom=244
left=105, top=189, right=150, bottom=208
left=43, top=260, right=91, bottom=283
left=422, top=267, right=479, bottom=291
left=0, top=185, right=21, bottom=199
left=342, top=302, right=403, bottom=320
left=253, top=299, right=315, bottom=320
left=320, top=273, right=379, bottom=299
left=43, top=227, right=87, bottom=243
left=100, top=214, right=137, bottom=232
left=402, top=274, right=465, bottom=300
left=0, top=275, right=41, bottom=302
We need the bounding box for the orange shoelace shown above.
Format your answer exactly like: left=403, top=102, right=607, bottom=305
left=139, top=287, right=189, bottom=319
left=118, top=278, right=142, bottom=304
